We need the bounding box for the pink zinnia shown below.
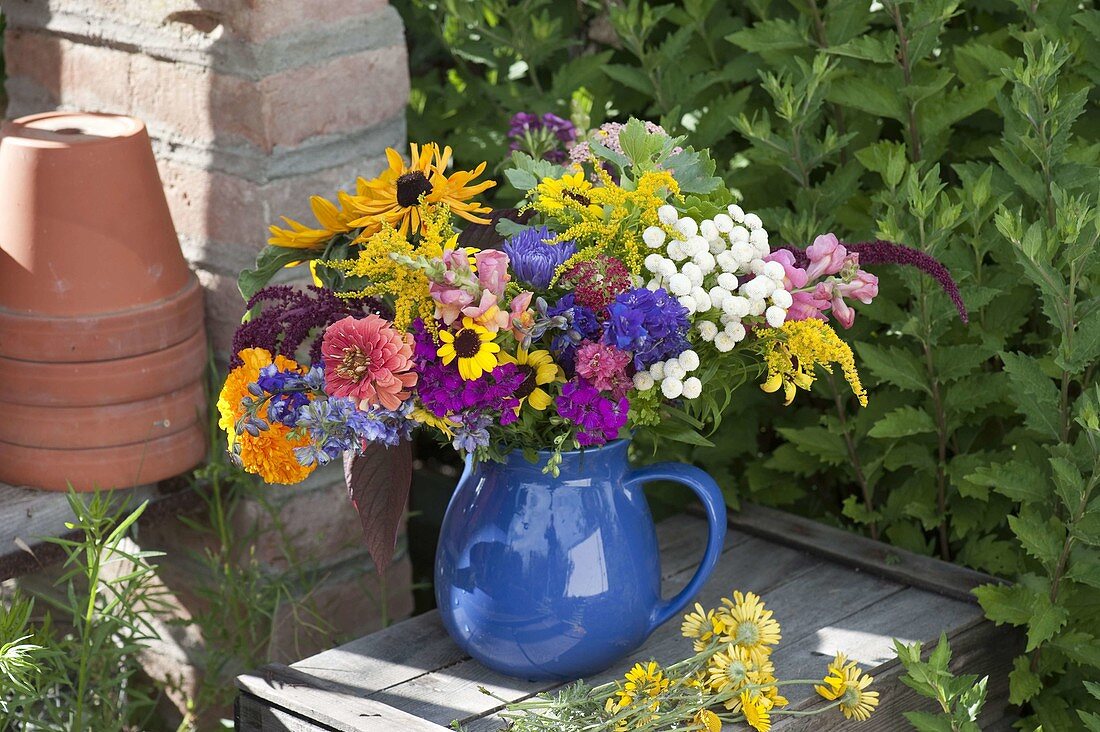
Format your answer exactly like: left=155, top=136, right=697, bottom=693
left=575, top=341, right=632, bottom=397
left=321, top=315, right=417, bottom=411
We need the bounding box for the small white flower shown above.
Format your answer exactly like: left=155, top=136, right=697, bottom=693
left=752, top=241, right=772, bottom=259
left=743, top=212, right=763, bottom=230
left=740, top=278, right=767, bottom=300
left=684, top=235, right=708, bottom=257
left=727, top=204, right=745, bottom=222
left=657, top=205, right=678, bottom=225
left=756, top=275, right=778, bottom=296
left=678, top=294, right=698, bottom=313
left=749, top=228, right=769, bottom=246
left=699, top=219, right=719, bottom=241
left=649, top=361, right=666, bottom=381
left=682, top=376, right=702, bottom=399
left=709, top=238, right=727, bottom=255
left=674, top=217, right=699, bottom=238
left=714, top=332, right=736, bottom=352
left=771, top=289, right=793, bottom=309
left=693, top=250, right=716, bottom=273
left=722, top=295, right=750, bottom=318
left=665, top=361, right=687, bottom=380
left=658, top=258, right=678, bottom=277
left=646, top=278, right=661, bottom=291
left=644, top=253, right=665, bottom=273
left=677, top=349, right=700, bottom=371
left=717, top=272, right=738, bottom=290
left=633, top=371, right=655, bottom=391
left=762, top=260, right=786, bottom=281
left=661, top=376, right=684, bottom=399
left=749, top=258, right=766, bottom=275
left=728, top=225, right=750, bottom=244
left=681, top=262, right=704, bottom=286
left=766, top=305, right=787, bottom=328
left=716, top=251, right=739, bottom=272
left=668, top=272, right=693, bottom=295
left=713, top=213, right=733, bottom=233
left=725, top=321, right=747, bottom=342
left=692, top=288, right=712, bottom=312
left=709, top=286, right=730, bottom=309
left=747, top=298, right=767, bottom=316
left=730, top=242, right=754, bottom=265
left=643, top=226, right=667, bottom=249
left=667, top=240, right=687, bottom=261
left=698, top=321, right=719, bottom=341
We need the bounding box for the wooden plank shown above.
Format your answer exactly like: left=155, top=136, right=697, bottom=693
left=293, top=513, right=749, bottom=694
left=723, top=504, right=1001, bottom=602
left=238, top=693, right=340, bottom=732
left=771, top=616, right=1022, bottom=730
left=0, top=477, right=198, bottom=580
left=236, top=664, right=452, bottom=732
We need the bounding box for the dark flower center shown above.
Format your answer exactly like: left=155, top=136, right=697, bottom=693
left=396, top=171, right=434, bottom=207
left=513, top=365, right=537, bottom=400
left=453, top=329, right=482, bottom=358
left=563, top=189, right=591, bottom=207
left=337, top=345, right=372, bottom=382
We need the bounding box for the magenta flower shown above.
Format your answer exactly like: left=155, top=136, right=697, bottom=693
left=804, top=233, right=849, bottom=281
left=575, top=341, right=633, bottom=397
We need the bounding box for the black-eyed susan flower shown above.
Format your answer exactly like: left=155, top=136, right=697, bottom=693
left=268, top=192, right=358, bottom=250
left=497, top=348, right=563, bottom=411
left=717, top=591, right=782, bottom=666
left=437, top=317, right=500, bottom=380
left=349, top=143, right=494, bottom=237
left=534, top=170, right=602, bottom=216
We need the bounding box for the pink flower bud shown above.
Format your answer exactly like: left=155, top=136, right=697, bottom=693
left=763, top=249, right=809, bottom=289
left=805, top=233, right=848, bottom=281
left=835, top=271, right=879, bottom=304
left=475, top=249, right=511, bottom=295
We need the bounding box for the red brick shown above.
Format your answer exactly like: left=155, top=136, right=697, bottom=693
left=228, top=0, right=392, bottom=43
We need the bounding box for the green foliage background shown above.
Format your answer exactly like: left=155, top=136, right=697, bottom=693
left=395, top=0, right=1100, bottom=726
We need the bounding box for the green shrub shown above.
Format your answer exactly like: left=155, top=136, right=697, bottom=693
left=397, top=0, right=1100, bottom=723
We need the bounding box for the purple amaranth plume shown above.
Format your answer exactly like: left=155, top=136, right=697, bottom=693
left=230, top=285, right=387, bottom=368
left=778, top=240, right=968, bottom=324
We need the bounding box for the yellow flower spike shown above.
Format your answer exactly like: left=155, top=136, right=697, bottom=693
left=759, top=319, right=868, bottom=407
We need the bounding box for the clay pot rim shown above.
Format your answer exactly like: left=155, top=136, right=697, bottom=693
left=1, top=111, right=146, bottom=150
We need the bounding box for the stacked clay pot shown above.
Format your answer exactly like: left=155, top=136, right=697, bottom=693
left=0, top=112, right=207, bottom=490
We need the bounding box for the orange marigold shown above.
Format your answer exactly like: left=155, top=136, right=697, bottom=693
left=217, top=347, right=315, bottom=485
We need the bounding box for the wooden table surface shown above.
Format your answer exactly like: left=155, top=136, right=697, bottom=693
left=236, top=505, right=1020, bottom=731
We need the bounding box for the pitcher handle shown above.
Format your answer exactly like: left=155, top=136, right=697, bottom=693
left=625, top=462, right=727, bottom=634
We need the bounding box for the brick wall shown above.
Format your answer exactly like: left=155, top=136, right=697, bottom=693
left=2, top=2, right=415, bottom=720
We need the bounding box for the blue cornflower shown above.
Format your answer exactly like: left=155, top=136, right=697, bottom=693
left=502, top=226, right=576, bottom=290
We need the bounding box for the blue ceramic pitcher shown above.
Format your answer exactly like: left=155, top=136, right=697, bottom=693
left=435, top=439, right=727, bottom=680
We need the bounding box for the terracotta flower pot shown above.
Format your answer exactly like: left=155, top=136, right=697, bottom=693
left=0, top=111, right=208, bottom=491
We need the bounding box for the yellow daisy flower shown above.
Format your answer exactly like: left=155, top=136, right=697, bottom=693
left=497, top=348, right=563, bottom=411
left=348, top=143, right=494, bottom=237
left=534, top=171, right=602, bottom=216
left=717, top=591, right=782, bottom=665
left=612, top=661, right=670, bottom=709
left=816, top=661, right=880, bottom=721
left=437, top=317, right=500, bottom=380
left=692, top=709, right=721, bottom=732
left=707, top=644, right=773, bottom=702
left=740, top=690, right=772, bottom=732
left=682, top=602, right=723, bottom=652
left=410, top=406, right=458, bottom=438
left=267, top=192, right=357, bottom=250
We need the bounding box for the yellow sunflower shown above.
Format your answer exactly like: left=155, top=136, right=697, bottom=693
left=267, top=191, right=358, bottom=250
left=437, top=317, right=500, bottom=380
left=815, top=659, right=880, bottom=721
left=498, top=348, right=563, bottom=411
left=534, top=171, right=603, bottom=216
left=348, top=143, right=495, bottom=237
left=717, top=591, right=782, bottom=665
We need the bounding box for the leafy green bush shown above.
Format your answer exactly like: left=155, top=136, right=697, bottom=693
left=896, top=634, right=988, bottom=732
left=397, top=0, right=1100, bottom=723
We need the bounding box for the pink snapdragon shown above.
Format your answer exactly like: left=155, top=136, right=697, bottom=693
left=805, top=233, right=849, bottom=281
left=763, top=249, right=809, bottom=290
left=770, top=233, right=880, bottom=329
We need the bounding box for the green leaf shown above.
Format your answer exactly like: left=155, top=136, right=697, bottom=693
left=1009, top=655, right=1042, bottom=705
left=601, top=65, right=653, bottom=95
left=1051, top=632, right=1100, bottom=668
left=726, top=18, right=807, bottom=54
left=967, top=460, right=1049, bottom=504
left=855, top=343, right=930, bottom=393
left=828, top=75, right=906, bottom=121
left=776, top=426, right=847, bottom=466
left=504, top=167, right=538, bottom=192
left=239, top=245, right=316, bottom=301
left=903, top=712, right=954, bottom=732
left=973, top=582, right=1036, bottom=627
left=1058, top=308, right=1100, bottom=375
left=1074, top=512, right=1100, bottom=546
left=1066, top=547, right=1100, bottom=589
left=826, top=34, right=896, bottom=64
left=1008, top=508, right=1065, bottom=571
left=869, top=406, right=937, bottom=439
left=1050, top=456, right=1086, bottom=513
left=1026, top=596, right=1068, bottom=652
left=1000, top=352, right=1062, bottom=439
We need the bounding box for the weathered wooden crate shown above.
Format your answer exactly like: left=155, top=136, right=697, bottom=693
left=236, top=505, right=1020, bottom=731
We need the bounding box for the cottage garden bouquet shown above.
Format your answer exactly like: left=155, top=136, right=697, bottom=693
left=219, top=120, right=883, bottom=485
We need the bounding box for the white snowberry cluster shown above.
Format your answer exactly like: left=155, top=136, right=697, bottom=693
left=641, top=203, right=790, bottom=354
left=632, top=349, right=703, bottom=400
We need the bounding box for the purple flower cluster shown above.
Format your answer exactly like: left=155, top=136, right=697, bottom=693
left=231, top=285, right=386, bottom=368
left=508, top=112, right=577, bottom=163
left=502, top=226, right=577, bottom=290
left=603, top=287, right=690, bottom=369
left=555, top=379, right=629, bottom=446
left=294, top=397, right=413, bottom=466
left=252, top=364, right=323, bottom=426
left=545, top=294, right=600, bottom=373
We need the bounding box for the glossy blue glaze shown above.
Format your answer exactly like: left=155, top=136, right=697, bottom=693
left=435, top=439, right=727, bottom=680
